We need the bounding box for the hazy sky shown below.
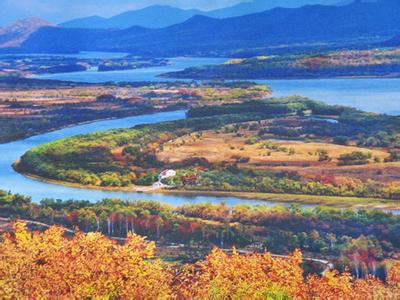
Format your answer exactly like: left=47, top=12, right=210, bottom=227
left=0, top=0, right=340, bottom=26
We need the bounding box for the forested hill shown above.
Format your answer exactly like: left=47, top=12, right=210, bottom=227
left=16, top=0, right=400, bottom=56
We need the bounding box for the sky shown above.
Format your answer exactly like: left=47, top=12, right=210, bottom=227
left=0, top=0, right=341, bottom=26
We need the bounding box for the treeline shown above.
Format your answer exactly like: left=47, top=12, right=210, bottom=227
left=1, top=189, right=400, bottom=280
left=187, top=97, right=348, bottom=118
left=165, top=50, right=400, bottom=80
left=167, top=63, right=400, bottom=80
left=168, top=168, right=400, bottom=200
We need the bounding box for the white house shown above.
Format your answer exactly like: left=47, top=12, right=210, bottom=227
left=158, top=169, right=176, bottom=180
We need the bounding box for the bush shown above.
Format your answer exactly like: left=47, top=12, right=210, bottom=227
left=337, top=151, right=372, bottom=166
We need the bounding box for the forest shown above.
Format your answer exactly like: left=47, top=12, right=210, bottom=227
left=1, top=190, right=400, bottom=298
left=1, top=189, right=400, bottom=282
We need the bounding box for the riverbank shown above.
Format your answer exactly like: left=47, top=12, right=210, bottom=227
left=0, top=113, right=138, bottom=145
left=162, top=190, right=400, bottom=211
left=162, top=73, right=400, bottom=81
left=14, top=165, right=400, bottom=212
left=0, top=105, right=185, bottom=145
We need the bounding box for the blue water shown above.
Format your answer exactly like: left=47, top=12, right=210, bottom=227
left=257, top=78, right=400, bottom=115
left=35, top=57, right=228, bottom=83
left=33, top=55, right=400, bottom=115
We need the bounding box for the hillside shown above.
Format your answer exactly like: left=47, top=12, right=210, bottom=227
left=17, top=0, right=400, bottom=56
left=0, top=17, right=54, bottom=48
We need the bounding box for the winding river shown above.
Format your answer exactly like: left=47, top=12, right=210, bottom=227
left=0, top=110, right=286, bottom=207
left=0, top=54, right=399, bottom=211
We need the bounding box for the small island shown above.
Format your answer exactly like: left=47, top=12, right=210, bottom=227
left=0, top=55, right=170, bottom=77
left=163, top=48, right=400, bottom=80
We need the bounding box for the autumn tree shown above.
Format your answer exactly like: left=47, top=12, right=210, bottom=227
left=0, top=222, right=171, bottom=298
left=388, top=260, right=400, bottom=289
left=173, top=248, right=304, bottom=299
left=1, top=222, right=399, bottom=299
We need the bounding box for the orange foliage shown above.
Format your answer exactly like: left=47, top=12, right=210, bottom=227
left=388, top=260, right=400, bottom=289
left=304, top=271, right=395, bottom=299
left=0, top=222, right=171, bottom=298
left=173, top=248, right=300, bottom=299
left=0, top=222, right=399, bottom=299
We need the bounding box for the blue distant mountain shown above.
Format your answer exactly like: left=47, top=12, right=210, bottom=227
left=59, top=1, right=345, bottom=30
left=207, top=0, right=345, bottom=19
left=18, top=0, right=400, bottom=56
left=59, top=5, right=204, bottom=29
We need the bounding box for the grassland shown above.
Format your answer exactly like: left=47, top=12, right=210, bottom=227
left=157, top=127, right=398, bottom=182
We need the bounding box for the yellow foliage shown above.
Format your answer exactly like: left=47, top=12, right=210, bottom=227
left=0, top=222, right=171, bottom=299
left=0, top=222, right=399, bottom=299
left=388, top=260, right=400, bottom=289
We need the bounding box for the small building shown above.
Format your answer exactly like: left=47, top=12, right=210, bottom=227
left=158, top=169, right=176, bottom=180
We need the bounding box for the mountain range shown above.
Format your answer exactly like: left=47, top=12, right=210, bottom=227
left=59, top=5, right=203, bottom=29
left=59, top=0, right=344, bottom=30
left=13, top=0, right=398, bottom=56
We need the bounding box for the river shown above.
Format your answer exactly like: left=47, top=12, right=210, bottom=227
left=0, top=54, right=398, bottom=212
left=35, top=56, right=400, bottom=115
left=36, top=56, right=228, bottom=83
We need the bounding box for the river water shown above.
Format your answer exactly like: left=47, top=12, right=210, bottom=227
left=0, top=54, right=398, bottom=212
left=35, top=56, right=400, bottom=115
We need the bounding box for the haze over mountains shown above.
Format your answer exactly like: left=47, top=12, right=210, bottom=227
left=59, top=6, right=203, bottom=29
left=0, top=0, right=396, bottom=57
left=60, top=0, right=344, bottom=29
